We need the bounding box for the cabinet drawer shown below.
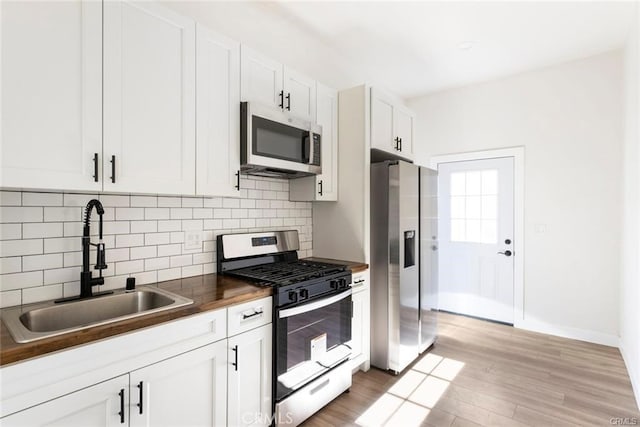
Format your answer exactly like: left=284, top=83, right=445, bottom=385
left=227, top=297, right=272, bottom=337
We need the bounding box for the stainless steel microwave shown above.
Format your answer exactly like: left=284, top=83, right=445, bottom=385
left=240, top=102, right=321, bottom=179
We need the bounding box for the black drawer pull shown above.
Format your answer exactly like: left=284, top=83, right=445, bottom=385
left=318, top=180, right=323, bottom=196
left=232, top=345, right=238, bottom=371
left=118, top=388, right=125, bottom=423
left=242, top=309, right=263, bottom=320
left=137, top=381, right=144, bottom=414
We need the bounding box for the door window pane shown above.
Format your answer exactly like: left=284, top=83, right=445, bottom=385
left=449, top=169, right=498, bottom=243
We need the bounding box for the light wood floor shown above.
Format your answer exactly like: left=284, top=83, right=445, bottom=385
left=303, top=312, right=640, bottom=426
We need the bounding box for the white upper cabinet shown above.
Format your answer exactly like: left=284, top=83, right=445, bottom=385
left=241, top=47, right=316, bottom=121
left=283, top=67, right=317, bottom=121
left=196, top=25, right=241, bottom=197
left=370, top=87, right=415, bottom=162
left=240, top=46, right=284, bottom=110
left=290, top=83, right=338, bottom=202
left=103, top=1, right=196, bottom=195
left=1, top=0, right=103, bottom=192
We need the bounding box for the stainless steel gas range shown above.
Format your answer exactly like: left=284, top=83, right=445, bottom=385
left=217, top=230, right=353, bottom=426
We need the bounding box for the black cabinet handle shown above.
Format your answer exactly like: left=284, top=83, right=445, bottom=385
left=93, top=153, right=99, bottom=182
left=394, top=137, right=400, bottom=150
left=318, top=180, right=323, bottom=196
left=286, top=93, right=291, bottom=111
left=110, top=155, right=116, bottom=183
left=235, top=170, right=240, bottom=191
left=278, top=90, right=284, bottom=109
left=399, top=137, right=403, bottom=152
left=118, top=389, right=125, bottom=423
left=137, top=381, right=144, bottom=414
left=232, top=345, right=238, bottom=371
left=242, top=309, right=263, bottom=320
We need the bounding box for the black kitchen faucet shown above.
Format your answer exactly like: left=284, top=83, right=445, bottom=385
left=56, top=199, right=112, bottom=303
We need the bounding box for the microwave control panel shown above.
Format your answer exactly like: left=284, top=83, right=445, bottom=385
left=312, top=134, right=321, bottom=166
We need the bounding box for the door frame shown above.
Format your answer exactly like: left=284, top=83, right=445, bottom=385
left=429, top=146, right=525, bottom=327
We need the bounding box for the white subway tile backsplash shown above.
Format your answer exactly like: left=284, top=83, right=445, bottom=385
left=145, top=233, right=170, bottom=246
left=0, top=257, right=21, bottom=274
left=23, top=253, right=63, bottom=271
left=131, top=221, right=157, bottom=233
left=100, top=195, right=130, bottom=207
left=1, top=271, right=43, bottom=291
left=158, top=220, right=182, bottom=232
left=1, top=224, right=22, bottom=240
left=130, top=196, right=157, bottom=207
left=115, top=260, right=144, bottom=275
left=130, top=246, right=157, bottom=260
left=22, top=192, right=62, bottom=206
left=1, top=290, right=22, bottom=308
left=116, top=208, right=144, bottom=221
left=158, top=197, right=181, bottom=208
left=157, top=244, right=181, bottom=257
left=1, top=239, right=43, bottom=257
left=0, top=178, right=311, bottom=307
left=44, top=207, right=82, bottom=222
left=145, top=208, right=170, bottom=220
left=23, top=222, right=63, bottom=239
left=116, top=234, right=144, bottom=248
left=1, top=207, right=43, bottom=223
left=44, top=266, right=80, bottom=285
left=0, top=191, right=22, bottom=206
left=22, top=284, right=63, bottom=304
left=158, top=267, right=181, bottom=282
left=145, top=257, right=170, bottom=271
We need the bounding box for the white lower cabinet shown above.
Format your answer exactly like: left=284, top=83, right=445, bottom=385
left=129, top=341, right=227, bottom=427
left=349, top=271, right=370, bottom=371
left=1, top=375, right=130, bottom=427
left=227, top=324, right=272, bottom=427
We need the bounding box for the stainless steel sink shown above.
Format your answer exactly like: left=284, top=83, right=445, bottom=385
left=1, top=287, right=193, bottom=343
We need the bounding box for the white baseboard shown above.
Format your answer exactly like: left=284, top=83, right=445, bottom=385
left=619, top=341, right=640, bottom=412
left=515, top=318, right=619, bottom=347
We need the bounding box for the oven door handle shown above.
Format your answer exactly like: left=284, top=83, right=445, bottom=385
left=279, top=289, right=352, bottom=319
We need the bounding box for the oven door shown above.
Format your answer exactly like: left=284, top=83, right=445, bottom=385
left=241, top=102, right=321, bottom=175
left=275, top=289, right=352, bottom=401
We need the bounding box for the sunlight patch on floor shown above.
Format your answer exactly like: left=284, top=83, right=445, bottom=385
left=354, top=354, right=464, bottom=427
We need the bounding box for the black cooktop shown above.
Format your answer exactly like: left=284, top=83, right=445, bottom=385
left=228, top=260, right=346, bottom=287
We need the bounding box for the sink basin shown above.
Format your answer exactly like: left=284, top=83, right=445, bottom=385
left=2, top=287, right=193, bottom=343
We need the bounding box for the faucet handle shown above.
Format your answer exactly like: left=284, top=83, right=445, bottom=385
left=95, top=242, right=108, bottom=270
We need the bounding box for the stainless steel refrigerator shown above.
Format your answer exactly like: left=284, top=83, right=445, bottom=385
left=370, top=160, right=438, bottom=374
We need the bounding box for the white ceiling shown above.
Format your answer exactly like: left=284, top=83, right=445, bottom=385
left=164, top=1, right=636, bottom=99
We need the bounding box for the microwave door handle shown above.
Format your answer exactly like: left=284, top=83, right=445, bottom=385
left=302, top=131, right=311, bottom=164
left=279, top=289, right=352, bottom=319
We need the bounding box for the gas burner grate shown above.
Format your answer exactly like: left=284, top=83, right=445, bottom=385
left=230, top=260, right=345, bottom=286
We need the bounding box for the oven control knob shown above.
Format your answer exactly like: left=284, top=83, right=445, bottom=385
left=300, top=289, right=309, bottom=300
left=339, top=278, right=348, bottom=289
left=288, top=290, right=298, bottom=303
left=330, top=280, right=338, bottom=290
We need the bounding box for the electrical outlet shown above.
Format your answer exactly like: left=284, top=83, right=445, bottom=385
left=184, top=230, right=203, bottom=250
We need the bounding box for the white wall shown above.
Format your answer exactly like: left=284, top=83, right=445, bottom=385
left=407, top=51, right=624, bottom=343
left=620, top=2, right=640, bottom=410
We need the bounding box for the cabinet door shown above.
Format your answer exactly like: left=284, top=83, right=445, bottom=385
left=240, top=46, right=283, bottom=109
left=103, top=1, right=196, bottom=195
left=316, top=83, right=338, bottom=201
left=228, top=324, right=272, bottom=427
left=395, top=106, right=415, bottom=161
left=370, top=88, right=396, bottom=154
left=1, top=375, right=129, bottom=427
left=283, top=67, right=316, bottom=121
left=129, top=341, right=227, bottom=427
left=196, top=25, right=241, bottom=197
left=1, top=0, right=102, bottom=192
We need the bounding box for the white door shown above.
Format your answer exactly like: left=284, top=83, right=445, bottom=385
left=228, top=324, right=272, bottom=427
left=1, top=375, right=129, bottom=426
left=196, top=24, right=241, bottom=197
left=240, top=46, right=283, bottom=109
left=438, top=157, right=515, bottom=324
left=283, top=67, right=316, bottom=121
left=103, top=1, right=196, bottom=195
left=1, top=0, right=102, bottom=192
left=315, top=83, right=338, bottom=201
left=129, top=341, right=227, bottom=427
